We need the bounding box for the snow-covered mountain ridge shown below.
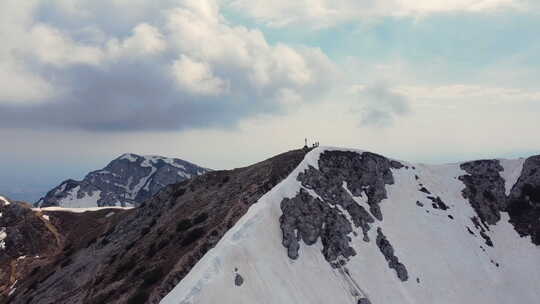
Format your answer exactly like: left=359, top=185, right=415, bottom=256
left=3, top=148, right=308, bottom=303
left=2, top=147, right=539, bottom=304
left=162, top=147, right=540, bottom=304
left=35, top=153, right=209, bottom=208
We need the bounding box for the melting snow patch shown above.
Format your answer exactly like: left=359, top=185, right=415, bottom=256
left=120, top=153, right=138, bottom=162
left=499, top=158, right=526, bottom=196
left=42, top=215, right=50, bottom=221
left=0, top=227, right=7, bottom=250
left=33, top=206, right=133, bottom=213
left=0, top=196, right=10, bottom=205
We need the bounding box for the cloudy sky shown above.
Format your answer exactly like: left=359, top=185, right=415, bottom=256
left=1, top=0, right=540, bottom=201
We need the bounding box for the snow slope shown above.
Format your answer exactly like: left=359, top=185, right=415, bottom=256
left=32, top=206, right=133, bottom=213
left=161, top=147, right=540, bottom=304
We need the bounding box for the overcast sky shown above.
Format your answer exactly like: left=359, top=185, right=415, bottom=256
left=2, top=0, right=540, bottom=201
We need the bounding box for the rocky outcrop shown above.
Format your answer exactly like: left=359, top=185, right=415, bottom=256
left=234, top=273, right=244, bottom=286
left=459, top=156, right=540, bottom=245
left=280, top=150, right=403, bottom=268
left=35, top=154, right=209, bottom=208
left=280, top=189, right=355, bottom=263
left=459, top=160, right=507, bottom=225
left=507, top=156, right=540, bottom=245
left=300, top=151, right=401, bottom=221
left=375, top=228, right=408, bottom=281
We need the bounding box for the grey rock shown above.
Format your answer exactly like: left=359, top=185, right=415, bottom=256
left=35, top=153, right=209, bottom=207
left=459, top=155, right=540, bottom=246
left=358, top=298, right=372, bottom=304
left=507, top=155, right=540, bottom=245
left=376, top=228, right=408, bottom=281
left=426, top=196, right=449, bottom=210
left=419, top=187, right=431, bottom=194
left=280, top=150, right=402, bottom=266
left=459, top=160, right=507, bottom=225
left=280, top=189, right=355, bottom=263
left=299, top=151, right=399, bottom=224
left=235, top=273, right=244, bottom=286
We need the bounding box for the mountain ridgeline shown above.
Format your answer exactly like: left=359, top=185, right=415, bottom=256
left=1, top=147, right=539, bottom=304
left=35, top=154, right=209, bottom=208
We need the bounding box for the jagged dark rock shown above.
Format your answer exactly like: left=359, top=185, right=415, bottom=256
left=234, top=273, right=244, bottom=286
left=507, top=156, right=540, bottom=245
left=299, top=151, right=400, bottom=222
left=426, top=196, right=449, bottom=210
left=376, top=228, right=408, bottom=282
left=479, top=230, right=494, bottom=247
left=280, top=151, right=402, bottom=266
left=280, top=189, right=355, bottom=263
left=357, top=298, right=372, bottom=304
left=459, top=156, right=540, bottom=245
left=459, top=160, right=507, bottom=225
left=419, top=187, right=431, bottom=194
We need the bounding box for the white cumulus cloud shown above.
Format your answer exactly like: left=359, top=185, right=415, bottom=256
left=107, top=23, right=167, bottom=59
left=227, top=0, right=528, bottom=28
left=29, top=24, right=104, bottom=66
left=171, top=55, right=228, bottom=96
left=0, top=0, right=337, bottom=130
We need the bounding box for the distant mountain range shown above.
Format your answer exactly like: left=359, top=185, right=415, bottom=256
left=35, top=153, right=209, bottom=208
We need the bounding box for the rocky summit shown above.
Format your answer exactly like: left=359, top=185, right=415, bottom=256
left=35, top=154, right=209, bottom=208
left=2, top=147, right=540, bottom=304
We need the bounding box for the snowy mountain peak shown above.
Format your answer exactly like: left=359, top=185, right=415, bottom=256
left=0, top=196, right=10, bottom=206
left=35, top=153, right=209, bottom=208
left=4, top=147, right=540, bottom=304
left=162, top=147, right=540, bottom=304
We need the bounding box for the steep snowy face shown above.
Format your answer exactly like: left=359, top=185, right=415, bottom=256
left=35, top=154, right=209, bottom=208
left=7, top=149, right=307, bottom=304
left=162, top=148, right=540, bottom=304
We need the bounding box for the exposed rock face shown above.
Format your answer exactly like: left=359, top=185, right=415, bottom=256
left=459, top=156, right=540, bottom=245
left=35, top=154, right=209, bottom=208
left=300, top=151, right=401, bottom=221
left=280, top=189, right=355, bottom=263
left=6, top=149, right=306, bottom=304
left=234, top=273, right=244, bottom=286
left=281, top=151, right=403, bottom=267
left=507, top=156, right=540, bottom=245
left=459, top=160, right=507, bottom=225
left=358, top=298, right=372, bottom=304
left=426, top=196, right=449, bottom=210
left=375, top=228, right=408, bottom=281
